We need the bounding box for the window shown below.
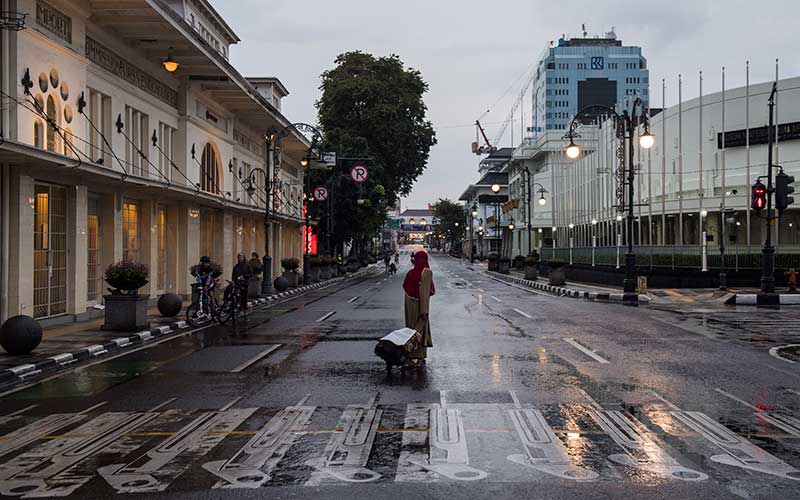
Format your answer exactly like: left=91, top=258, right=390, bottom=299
left=158, top=122, right=176, bottom=181
left=33, top=119, right=43, bottom=148
left=46, top=95, right=58, bottom=152
left=125, top=106, right=149, bottom=177
left=577, top=63, right=586, bottom=69
left=200, top=142, right=221, bottom=194
left=122, top=201, right=138, bottom=262
left=88, top=88, right=112, bottom=165
left=157, top=206, right=167, bottom=290
left=63, top=129, right=72, bottom=156
left=87, top=197, right=101, bottom=302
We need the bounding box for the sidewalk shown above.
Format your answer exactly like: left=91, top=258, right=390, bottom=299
left=0, top=267, right=378, bottom=392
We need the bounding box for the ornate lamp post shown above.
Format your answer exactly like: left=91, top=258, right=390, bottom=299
left=564, top=97, right=654, bottom=303
left=523, top=166, right=548, bottom=255
left=491, top=183, right=502, bottom=257
left=469, top=203, right=478, bottom=263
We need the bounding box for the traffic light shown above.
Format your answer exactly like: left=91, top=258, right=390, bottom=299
left=751, top=180, right=768, bottom=213
left=776, top=171, right=795, bottom=211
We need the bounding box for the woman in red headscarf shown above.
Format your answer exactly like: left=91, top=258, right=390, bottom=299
left=403, top=250, right=435, bottom=366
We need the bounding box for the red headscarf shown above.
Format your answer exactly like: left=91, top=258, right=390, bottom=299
left=403, top=250, right=435, bottom=298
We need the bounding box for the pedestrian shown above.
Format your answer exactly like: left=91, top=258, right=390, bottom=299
left=786, top=268, right=798, bottom=293
left=232, top=253, right=253, bottom=313
left=402, top=250, right=435, bottom=368
left=249, top=252, right=262, bottom=276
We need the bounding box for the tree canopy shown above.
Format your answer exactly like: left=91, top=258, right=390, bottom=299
left=310, top=51, right=436, bottom=254
left=431, top=198, right=465, bottom=248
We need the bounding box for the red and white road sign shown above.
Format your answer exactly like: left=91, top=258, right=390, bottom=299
left=313, top=186, right=328, bottom=201
left=350, top=164, right=368, bottom=183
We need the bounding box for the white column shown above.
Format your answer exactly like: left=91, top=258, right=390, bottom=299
left=67, top=186, right=88, bottom=315
left=8, top=173, right=34, bottom=316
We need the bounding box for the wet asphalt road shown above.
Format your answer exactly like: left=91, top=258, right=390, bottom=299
left=2, top=245, right=800, bottom=499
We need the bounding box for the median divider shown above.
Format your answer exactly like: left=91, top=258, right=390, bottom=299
left=484, top=270, right=650, bottom=305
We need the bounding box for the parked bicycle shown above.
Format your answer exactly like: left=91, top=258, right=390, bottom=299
left=186, top=284, right=219, bottom=327
left=218, top=276, right=248, bottom=326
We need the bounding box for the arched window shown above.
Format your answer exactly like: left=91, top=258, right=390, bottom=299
left=200, top=142, right=221, bottom=194
left=46, top=95, right=58, bottom=152
left=33, top=120, right=43, bottom=148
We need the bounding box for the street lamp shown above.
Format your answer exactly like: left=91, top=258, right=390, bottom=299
left=490, top=183, right=503, bottom=257
left=469, top=202, right=478, bottom=263
left=563, top=97, right=654, bottom=303
left=508, top=219, right=515, bottom=231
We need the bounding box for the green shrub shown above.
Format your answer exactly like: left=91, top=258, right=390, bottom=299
left=487, top=252, right=499, bottom=262
left=281, top=257, right=300, bottom=271
left=106, top=261, right=149, bottom=295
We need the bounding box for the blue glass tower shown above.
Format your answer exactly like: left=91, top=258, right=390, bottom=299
left=531, top=33, right=649, bottom=133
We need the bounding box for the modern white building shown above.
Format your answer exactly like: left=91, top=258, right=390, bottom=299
left=0, top=0, right=311, bottom=324
left=504, top=72, right=800, bottom=261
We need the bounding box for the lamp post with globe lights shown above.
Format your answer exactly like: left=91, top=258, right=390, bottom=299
left=490, top=183, right=504, bottom=257
left=468, top=203, right=479, bottom=263
left=564, top=97, right=654, bottom=303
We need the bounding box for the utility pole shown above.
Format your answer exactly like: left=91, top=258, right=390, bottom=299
left=760, top=83, right=778, bottom=304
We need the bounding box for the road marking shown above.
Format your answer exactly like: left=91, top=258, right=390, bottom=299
left=203, top=404, right=316, bottom=488
left=99, top=408, right=257, bottom=493
left=562, top=338, right=609, bottom=364
left=148, top=398, right=177, bottom=412
left=649, top=391, right=682, bottom=411
left=316, top=311, right=336, bottom=322
left=512, top=308, right=532, bottom=319
left=769, top=344, right=799, bottom=364
left=582, top=391, right=706, bottom=481
left=714, top=388, right=761, bottom=411
left=231, top=344, right=282, bottom=373
left=477, top=288, right=485, bottom=293
left=220, top=396, right=243, bottom=412
left=348, top=296, right=359, bottom=303
left=80, top=401, right=108, bottom=414
left=4, top=405, right=38, bottom=417
left=509, top=390, right=522, bottom=408
left=490, top=296, right=502, bottom=302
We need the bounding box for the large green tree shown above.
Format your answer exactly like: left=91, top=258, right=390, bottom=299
left=311, top=51, right=436, bottom=253
left=431, top=198, right=465, bottom=249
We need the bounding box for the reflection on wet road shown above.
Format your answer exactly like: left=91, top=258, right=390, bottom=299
left=1, top=248, right=800, bottom=499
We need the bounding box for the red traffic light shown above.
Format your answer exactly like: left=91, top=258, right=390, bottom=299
left=752, top=181, right=767, bottom=212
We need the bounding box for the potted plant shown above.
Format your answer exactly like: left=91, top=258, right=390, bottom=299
left=487, top=252, right=499, bottom=272
left=281, top=257, right=300, bottom=287
left=499, top=256, right=511, bottom=274
left=524, top=252, right=540, bottom=280
left=102, top=260, right=150, bottom=331
left=347, top=256, right=359, bottom=273
left=514, top=255, right=526, bottom=269
left=306, top=255, right=321, bottom=283
left=319, top=256, right=332, bottom=280
left=548, top=261, right=567, bottom=286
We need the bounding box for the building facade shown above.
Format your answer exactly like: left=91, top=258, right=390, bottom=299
left=532, top=32, right=649, bottom=133
left=0, top=0, right=310, bottom=323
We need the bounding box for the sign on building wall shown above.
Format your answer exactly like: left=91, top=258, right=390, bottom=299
left=717, top=121, right=800, bottom=149
left=85, top=37, right=179, bottom=108
left=37, top=0, right=72, bottom=44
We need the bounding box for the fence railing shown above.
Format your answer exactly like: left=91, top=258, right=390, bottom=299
left=544, top=244, right=800, bottom=270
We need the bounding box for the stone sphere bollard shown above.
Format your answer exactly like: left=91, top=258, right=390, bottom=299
left=273, top=276, right=289, bottom=292
left=157, top=293, right=182, bottom=317
left=0, top=315, right=43, bottom=355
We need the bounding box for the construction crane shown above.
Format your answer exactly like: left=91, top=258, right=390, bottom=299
left=471, top=120, right=495, bottom=155
left=491, top=66, right=537, bottom=148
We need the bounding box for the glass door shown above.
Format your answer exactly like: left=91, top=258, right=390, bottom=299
left=87, top=197, right=102, bottom=303
left=33, top=184, right=67, bottom=318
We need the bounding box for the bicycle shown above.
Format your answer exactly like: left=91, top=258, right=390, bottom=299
left=186, top=284, right=219, bottom=327
left=219, top=277, right=248, bottom=326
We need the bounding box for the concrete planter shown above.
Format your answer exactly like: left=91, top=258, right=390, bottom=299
left=524, top=267, right=539, bottom=280
left=338, top=265, right=348, bottom=276
left=549, top=268, right=566, bottom=286
left=319, top=266, right=331, bottom=280
left=247, top=276, right=261, bottom=298
left=306, top=268, right=320, bottom=284
left=102, top=294, right=150, bottom=332
left=498, top=261, right=511, bottom=274
left=282, top=270, right=300, bottom=287
left=488, top=260, right=498, bottom=272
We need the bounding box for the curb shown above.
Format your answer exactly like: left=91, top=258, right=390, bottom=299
left=0, top=266, right=379, bottom=391
left=725, top=293, right=800, bottom=306
left=484, top=270, right=650, bottom=305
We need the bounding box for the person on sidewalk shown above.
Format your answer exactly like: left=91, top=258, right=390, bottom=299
left=249, top=252, right=262, bottom=276
left=402, top=250, right=435, bottom=368
left=232, top=253, right=253, bottom=313
left=786, top=268, right=798, bottom=293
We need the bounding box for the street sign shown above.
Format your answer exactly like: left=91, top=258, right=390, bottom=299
left=350, top=165, right=368, bottom=183
left=313, top=186, right=328, bottom=201
left=322, top=152, right=337, bottom=167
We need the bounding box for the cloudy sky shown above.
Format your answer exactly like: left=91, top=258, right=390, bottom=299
left=216, top=0, right=800, bottom=210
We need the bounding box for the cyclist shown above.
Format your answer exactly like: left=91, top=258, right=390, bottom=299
left=394, top=251, right=399, bottom=265
left=231, top=253, right=253, bottom=314
left=383, top=253, right=391, bottom=273
left=195, top=255, right=216, bottom=308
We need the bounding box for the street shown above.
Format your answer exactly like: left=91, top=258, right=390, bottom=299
left=0, top=246, right=798, bottom=499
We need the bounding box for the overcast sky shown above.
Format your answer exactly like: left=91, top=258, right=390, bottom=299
left=216, top=0, right=800, bottom=210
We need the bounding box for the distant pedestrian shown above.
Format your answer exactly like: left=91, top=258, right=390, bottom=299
left=249, top=252, right=262, bottom=275
left=403, top=250, right=435, bottom=368
left=786, top=268, right=798, bottom=293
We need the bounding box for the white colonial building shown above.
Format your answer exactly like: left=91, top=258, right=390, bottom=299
left=0, top=0, right=310, bottom=323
